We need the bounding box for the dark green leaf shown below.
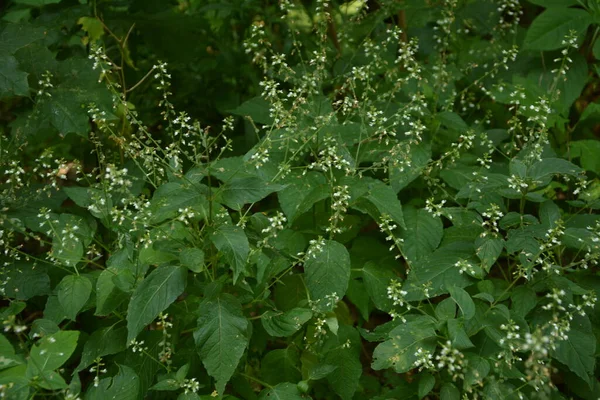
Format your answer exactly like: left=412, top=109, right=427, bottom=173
left=0, top=23, right=46, bottom=54
left=85, top=364, right=140, bottom=400
left=57, top=275, right=92, bottom=320
left=552, top=315, right=596, bottom=387
left=0, top=56, right=28, bottom=97
left=26, top=331, right=79, bottom=375
left=400, top=206, right=443, bottom=263
left=258, top=383, right=306, bottom=400
left=261, top=308, right=312, bottom=337
left=76, top=325, right=127, bottom=372
left=211, top=224, right=250, bottom=283
left=524, top=8, right=593, bottom=51
left=261, top=347, right=301, bottom=385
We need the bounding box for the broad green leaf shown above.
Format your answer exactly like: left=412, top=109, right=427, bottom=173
left=418, top=373, right=435, bottom=399
left=400, top=206, right=443, bottom=263
left=403, top=243, right=474, bottom=301
left=44, top=89, right=90, bottom=136
left=528, top=158, right=583, bottom=181
left=475, top=238, right=503, bottom=272
left=216, top=177, right=285, bottom=210
left=261, top=308, right=312, bottom=337
left=96, top=268, right=128, bottom=316
left=194, top=294, right=249, bottom=396
left=278, top=171, right=329, bottom=223
left=149, top=182, right=209, bottom=224
left=308, top=364, right=337, bottom=380
left=304, top=240, right=351, bottom=311
left=325, top=346, right=362, bottom=400
left=0, top=55, right=28, bottom=97
left=127, top=266, right=187, bottom=342
left=1, top=263, right=50, bottom=300
left=353, top=178, right=406, bottom=229
left=77, top=16, right=104, bottom=42
left=230, top=96, right=273, bottom=125
left=211, top=224, right=250, bottom=283
left=260, top=347, right=301, bottom=384
left=447, top=319, right=475, bottom=350
left=85, top=364, right=140, bottom=400
left=0, top=334, right=20, bottom=370
left=570, top=140, right=600, bottom=175
left=389, top=142, right=432, bottom=193
left=372, top=316, right=437, bottom=373
left=76, top=325, right=127, bottom=372
left=448, top=286, right=475, bottom=320
left=57, top=275, right=92, bottom=320
left=552, top=315, right=596, bottom=387
left=464, top=355, right=490, bottom=387
left=527, top=0, right=578, bottom=7
left=179, top=248, right=205, bottom=273
left=258, top=383, right=305, bottom=400
left=440, top=383, right=460, bottom=400
left=524, top=8, right=593, bottom=51
left=362, top=261, right=396, bottom=311
left=26, top=331, right=79, bottom=376
left=435, top=298, right=457, bottom=321
left=510, top=286, right=538, bottom=317
left=0, top=23, right=46, bottom=54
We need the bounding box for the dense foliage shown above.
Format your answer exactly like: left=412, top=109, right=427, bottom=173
left=1, top=0, right=599, bottom=399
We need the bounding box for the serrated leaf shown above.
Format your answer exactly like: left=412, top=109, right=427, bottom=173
left=211, top=224, right=250, bottom=283
left=57, top=275, right=92, bottom=320
left=278, top=172, right=329, bottom=223
left=304, top=240, right=351, bottom=311
left=76, top=325, right=127, bottom=372
left=524, top=8, right=592, bottom=51
left=261, top=347, right=301, bottom=385
left=0, top=55, right=28, bottom=97
left=325, top=346, right=361, bottom=400
left=418, top=373, right=435, bottom=399
left=194, top=294, right=249, bottom=396
left=261, top=308, right=312, bottom=337
left=401, top=206, right=443, bottom=263
left=127, top=266, right=187, bottom=342
left=372, top=316, right=437, bottom=373
left=179, top=248, right=205, bottom=273
left=216, top=177, right=285, bottom=210
left=552, top=315, right=596, bottom=387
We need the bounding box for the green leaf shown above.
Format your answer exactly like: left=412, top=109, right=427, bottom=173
left=403, top=243, right=474, bottom=301
left=211, top=224, right=250, bottom=283
left=77, top=16, right=104, bottom=42
left=57, top=275, right=92, bottom=320
left=0, top=334, right=20, bottom=370
left=44, top=89, right=90, bottom=136
left=12, top=0, right=62, bottom=5
left=278, top=172, right=329, bottom=223
left=261, top=347, right=301, bottom=385
left=524, top=8, right=593, bottom=51
left=570, top=140, right=600, bottom=175
left=26, top=331, right=79, bottom=375
left=0, top=23, right=46, bottom=54
left=372, top=316, right=437, bottom=373
left=353, top=178, right=406, bottom=229
left=179, top=248, right=205, bottom=273
left=527, top=0, right=578, bottom=7
left=528, top=158, right=583, bottom=181
left=127, top=266, right=187, bottom=342
left=362, top=261, right=396, bottom=311
left=1, top=263, right=50, bottom=300
left=448, top=286, right=475, bottom=320
left=308, top=364, right=337, bottom=380
left=418, top=373, right=435, bottom=399
left=261, top=308, right=312, bottom=337
left=400, top=206, right=443, bottom=263
left=230, top=96, right=273, bottom=125
left=194, top=294, right=249, bottom=396
left=552, top=315, right=596, bottom=387
left=440, top=383, right=460, bottom=400
left=304, top=240, right=351, bottom=311
left=216, top=177, right=285, bottom=210
left=476, top=238, right=504, bottom=272
left=389, top=142, right=432, bottom=193
left=85, top=364, right=140, bottom=400
left=0, top=55, right=28, bottom=97
left=464, top=355, right=490, bottom=387
left=510, top=286, right=538, bottom=317
left=149, top=182, right=209, bottom=224
left=76, top=325, right=127, bottom=372
left=258, top=383, right=305, bottom=400
left=325, top=345, right=362, bottom=400
left=447, top=319, right=475, bottom=350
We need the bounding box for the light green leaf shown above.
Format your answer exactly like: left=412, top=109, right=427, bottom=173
left=26, top=331, right=79, bottom=375
left=258, top=383, right=305, bottom=400
left=211, top=224, right=250, bottom=283
left=400, top=206, right=443, bottom=263
left=194, top=294, right=249, bottom=397
left=524, top=8, right=592, bottom=51
left=77, top=16, right=104, bottom=42
left=127, top=266, right=187, bottom=342
left=57, top=275, right=92, bottom=320
left=76, top=325, right=127, bottom=372
left=372, top=316, right=437, bottom=373
left=304, top=240, right=351, bottom=311
left=0, top=55, right=28, bottom=97
left=216, top=177, right=285, bottom=211
left=261, top=308, right=312, bottom=337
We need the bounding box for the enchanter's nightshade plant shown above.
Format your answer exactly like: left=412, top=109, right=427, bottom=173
left=0, top=0, right=599, bottom=399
